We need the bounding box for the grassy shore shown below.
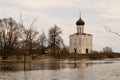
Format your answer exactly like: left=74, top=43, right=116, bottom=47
left=0, top=52, right=120, bottom=61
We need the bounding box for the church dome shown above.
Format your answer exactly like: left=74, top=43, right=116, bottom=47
left=76, top=16, right=85, bottom=25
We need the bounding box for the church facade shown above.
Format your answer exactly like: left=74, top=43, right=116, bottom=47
left=69, top=14, right=93, bottom=54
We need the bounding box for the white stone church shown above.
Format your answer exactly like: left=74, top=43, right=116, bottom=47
left=69, top=14, right=93, bottom=54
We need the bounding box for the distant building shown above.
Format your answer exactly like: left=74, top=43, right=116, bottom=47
left=69, top=14, right=93, bottom=54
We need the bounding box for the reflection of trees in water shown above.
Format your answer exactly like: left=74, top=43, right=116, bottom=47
left=73, top=57, right=77, bottom=68
left=49, top=60, right=61, bottom=70
left=38, top=59, right=93, bottom=69
left=0, top=61, right=22, bottom=71
left=73, top=61, right=77, bottom=68
left=30, top=60, right=61, bottom=70
left=0, top=60, right=95, bottom=71
left=30, top=59, right=86, bottom=70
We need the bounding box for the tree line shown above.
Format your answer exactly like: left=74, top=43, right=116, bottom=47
left=0, top=17, right=119, bottom=60
left=0, top=17, right=68, bottom=60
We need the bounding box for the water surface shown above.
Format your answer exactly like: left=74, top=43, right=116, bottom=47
left=0, top=59, right=120, bottom=80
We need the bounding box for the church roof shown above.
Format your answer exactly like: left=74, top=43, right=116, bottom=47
left=76, top=17, right=85, bottom=25
left=70, top=33, right=92, bottom=36
left=76, top=13, right=85, bottom=26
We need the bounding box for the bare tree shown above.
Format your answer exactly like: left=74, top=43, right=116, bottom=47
left=0, top=18, right=23, bottom=60
left=38, top=31, right=47, bottom=54
left=103, top=46, right=113, bottom=53
left=25, top=29, right=38, bottom=52
left=48, top=25, right=63, bottom=53
left=17, top=15, right=39, bottom=70
left=19, top=16, right=38, bottom=70
left=104, top=26, right=120, bottom=37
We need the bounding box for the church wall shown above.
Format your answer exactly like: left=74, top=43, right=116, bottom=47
left=82, top=34, right=93, bottom=53
left=69, top=34, right=93, bottom=54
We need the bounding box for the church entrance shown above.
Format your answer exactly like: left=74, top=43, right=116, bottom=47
left=86, top=48, right=88, bottom=53
left=74, top=48, right=77, bottom=53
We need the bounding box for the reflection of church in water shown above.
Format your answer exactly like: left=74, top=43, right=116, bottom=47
left=69, top=13, right=93, bottom=54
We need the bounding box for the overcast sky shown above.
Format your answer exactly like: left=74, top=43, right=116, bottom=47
left=0, top=0, right=120, bottom=52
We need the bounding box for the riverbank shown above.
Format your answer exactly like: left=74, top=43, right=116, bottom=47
left=0, top=53, right=120, bottom=61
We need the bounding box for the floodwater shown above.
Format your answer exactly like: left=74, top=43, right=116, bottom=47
left=0, top=59, right=120, bottom=80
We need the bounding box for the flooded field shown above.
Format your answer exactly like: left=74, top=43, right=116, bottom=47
left=0, top=59, right=120, bottom=80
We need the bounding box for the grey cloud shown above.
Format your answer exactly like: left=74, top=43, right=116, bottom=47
left=0, top=0, right=120, bottom=52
